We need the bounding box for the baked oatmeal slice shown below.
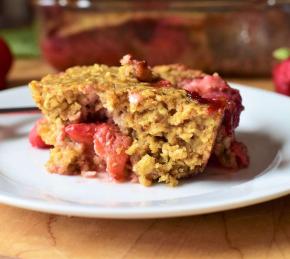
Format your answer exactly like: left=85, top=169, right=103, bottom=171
left=29, top=55, right=245, bottom=186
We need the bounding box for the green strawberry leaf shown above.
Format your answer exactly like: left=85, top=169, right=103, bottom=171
left=273, top=48, right=290, bottom=61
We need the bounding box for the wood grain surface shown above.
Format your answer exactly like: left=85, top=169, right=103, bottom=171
left=1, top=59, right=290, bottom=259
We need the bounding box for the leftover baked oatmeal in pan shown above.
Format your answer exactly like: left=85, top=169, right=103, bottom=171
left=29, top=55, right=249, bottom=186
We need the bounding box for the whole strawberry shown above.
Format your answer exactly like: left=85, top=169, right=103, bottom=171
left=272, top=48, right=290, bottom=96
left=0, top=37, right=13, bottom=89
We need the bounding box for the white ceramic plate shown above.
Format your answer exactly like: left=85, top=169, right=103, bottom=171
left=0, top=84, right=289, bottom=219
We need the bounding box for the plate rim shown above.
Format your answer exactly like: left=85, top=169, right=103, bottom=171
left=0, top=181, right=289, bottom=218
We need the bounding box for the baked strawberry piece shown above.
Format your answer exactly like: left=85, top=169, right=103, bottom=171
left=29, top=118, right=52, bottom=149
left=64, top=123, right=131, bottom=181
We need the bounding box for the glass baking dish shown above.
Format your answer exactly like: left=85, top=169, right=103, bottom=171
left=35, top=0, right=290, bottom=76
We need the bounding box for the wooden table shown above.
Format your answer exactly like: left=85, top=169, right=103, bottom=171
left=1, top=59, right=290, bottom=259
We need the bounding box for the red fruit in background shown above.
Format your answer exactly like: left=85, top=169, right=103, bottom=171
left=0, top=38, right=13, bottom=88
left=272, top=58, right=290, bottom=96
left=272, top=48, right=290, bottom=96
left=0, top=76, right=5, bottom=89
left=41, top=28, right=125, bottom=70
left=143, top=23, right=188, bottom=65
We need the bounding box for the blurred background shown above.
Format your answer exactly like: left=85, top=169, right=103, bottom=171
left=1, top=0, right=290, bottom=90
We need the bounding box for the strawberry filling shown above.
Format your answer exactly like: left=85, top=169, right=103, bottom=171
left=231, top=141, right=249, bottom=168
left=64, top=123, right=98, bottom=145
left=65, top=123, right=132, bottom=181
left=179, top=74, right=248, bottom=168
left=179, top=74, right=244, bottom=134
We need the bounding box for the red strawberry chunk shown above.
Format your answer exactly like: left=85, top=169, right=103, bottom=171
left=94, top=123, right=132, bottom=181
left=231, top=141, right=249, bottom=168
left=65, top=122, right=132, bottom=181
left=29, top=119, right=51, bottom=149
left=93, top=124, right=115, bottom=157
left=64, top=123, right=98, bottom=144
